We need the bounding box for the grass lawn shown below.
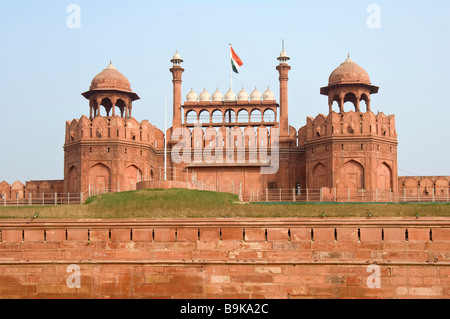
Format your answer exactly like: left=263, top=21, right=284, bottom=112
left=0, top=188, right=449, bottom=219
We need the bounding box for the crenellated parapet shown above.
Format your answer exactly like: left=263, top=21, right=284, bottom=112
left=65, top=115, right=164, bottom=148
left=303, top=110, right=397, bottom=140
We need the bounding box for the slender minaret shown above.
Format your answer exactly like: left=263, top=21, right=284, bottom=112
left=170, top=51, right=184, bottom=130
left=276, top=41, right=291, bottom=137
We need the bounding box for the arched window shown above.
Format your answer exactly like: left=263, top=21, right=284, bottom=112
left=224, top=109, right=236, bottom=123
left=263, top=109, right=276, bottom=122
left=199, top=110, right=210, bottom=124
left=211, top=110, right=223, bottom=123
left=237, top=109, right=249, bottom=123
left=250, top=109, right=262, bottom=123
left=186, top=110, right=197, bottom=124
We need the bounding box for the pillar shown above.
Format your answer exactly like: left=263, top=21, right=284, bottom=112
left=276, top=63, right=291, bottom=137
left=170, top=53, right=184, bottom=130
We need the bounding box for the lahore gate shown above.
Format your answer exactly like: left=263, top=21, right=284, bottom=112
left=1, top=49, right=449, bottom=202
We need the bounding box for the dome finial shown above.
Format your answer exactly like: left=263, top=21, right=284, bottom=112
left=106, top=60, right=116, bottom=70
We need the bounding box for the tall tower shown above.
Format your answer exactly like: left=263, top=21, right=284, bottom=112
left=170, top=52, right=184, bottom=130
left=277, top=41, right=291, bottom=137
left=276, top=43, right=291, bottom=138
left=304, top=55, right=398, bottom=199
left=275, top=43, right=294, bottom=190
left=64, top=62, right=163, bottom=194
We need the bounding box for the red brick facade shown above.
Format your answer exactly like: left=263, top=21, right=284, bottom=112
left=1, top=218, right=449, bottom=298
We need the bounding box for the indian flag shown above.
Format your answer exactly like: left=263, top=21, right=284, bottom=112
left=231, top=46, right=243, bottom=74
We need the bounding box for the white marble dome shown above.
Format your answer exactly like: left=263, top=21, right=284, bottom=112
left=199, top=88, right=210, bottom=102
left=224, top=88, right=236, bottom=102
left=173, top=51, right=181, bottom=60
left=186, top=88, right=198, bottom=102
left=263, top=87, right=275, bottom=100
left=237, top=87, right=249, bottom=101
left=250, top=87, right=262, bottom=101
left=212, top=88, right=223, bottom=101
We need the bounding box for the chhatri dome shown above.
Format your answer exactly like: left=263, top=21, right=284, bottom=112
left=212, top=88, right=223, bottom=101
left=250, top=87, right=262, bottom=101
left=328, top=55, right=371, bottom=86
left=186, top=88, right=198, bottom=102
left=224, top=88, right=236, bottom=102
left=263, top=87, right=275, bottom=100
left=90, top=61, right=132, bottom=93
left=199, top=88, right=210, bottom=102
left=237, top=87, right=249, bottom=101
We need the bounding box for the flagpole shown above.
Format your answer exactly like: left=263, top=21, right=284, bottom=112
left=164, top=92, right=167, bottom=181
left=229, top=43, right=232, bottom=91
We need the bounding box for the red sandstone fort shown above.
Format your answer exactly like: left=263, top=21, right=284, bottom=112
left=1, top=50, right=450, bottom=300
left=0, top=49, right=449, bottom=202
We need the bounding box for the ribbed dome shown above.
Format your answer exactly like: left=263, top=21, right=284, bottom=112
left=186, top=88, right=198, bottom=102
left=212, top=88, right=223, bottom=101
left=224, top=88, right=236, bottom=102
left=90, top=62, right=132, bottom=92
left=237, top=87, right=249, bottom=101
left=199, top=88, right=210, bottom=102
left=328, top=56, right=371, bottom=86
left=250, top=87, right=262, bottom=101
left=263, top=87, right=275, bottom=100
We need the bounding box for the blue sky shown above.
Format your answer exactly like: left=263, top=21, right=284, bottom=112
left=0, top=0, right=449, bottom=182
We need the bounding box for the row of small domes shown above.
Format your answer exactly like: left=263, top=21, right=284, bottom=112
left=187, top=87, right=275, bottom=102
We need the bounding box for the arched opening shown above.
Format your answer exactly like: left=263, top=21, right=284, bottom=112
left=377, top=162, right=392, bottom=190
left=263, top=109, right=276, bottom=122
left=186, top=110, right=197, bottom=124
left=237, top=109, right=249, bottom=123
left=100, top=98, right=113, bottom=116
left=250, top=109, right=262, bottom=123
left=124, top=165, right=143, bottom=191
left=211, top=110, right=223, bottom=123
left=115, top=99, right=127, bottom=117
left=360, top=93, right=370, bottom=112
left=331, top=100, right=340, bottom=113
left=312, top=163, right=328, bottom=189
left=340, top=160, right=365, bottom=189
left=67, top=166, right=79, bottom=193
left=199, top=110, right=210, bottom=124
left=343, top=93, right=358, bottom=112
left=330, top=94, right=341, bottom=113
left=89, top=163, right=111, bottom=194
left=224, top=109, right=236, bottom=123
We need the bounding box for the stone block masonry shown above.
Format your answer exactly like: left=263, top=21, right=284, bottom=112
left=0, top=218, right=450, bottom=299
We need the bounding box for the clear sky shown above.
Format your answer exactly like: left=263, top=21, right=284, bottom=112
left=0, top=0, right=449, bottom=183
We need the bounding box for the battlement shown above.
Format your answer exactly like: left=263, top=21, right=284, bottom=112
left=304, top=110, right=397, bottom=141
left=65, top=115, right=164, bottom=150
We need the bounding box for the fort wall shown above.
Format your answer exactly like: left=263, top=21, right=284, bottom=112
left=1, top=218, right=450, bottom=299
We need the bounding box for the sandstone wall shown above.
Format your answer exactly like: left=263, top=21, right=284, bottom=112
left=0, top=218, right=449, bottom=299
